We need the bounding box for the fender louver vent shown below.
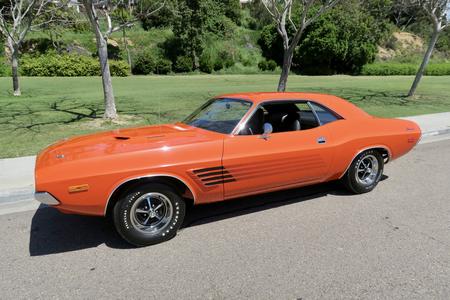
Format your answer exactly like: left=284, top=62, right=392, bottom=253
left=192, top=166, right=236, bottom=186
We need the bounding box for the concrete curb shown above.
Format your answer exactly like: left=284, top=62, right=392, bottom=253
left=420, top=128, right=450, bottom=138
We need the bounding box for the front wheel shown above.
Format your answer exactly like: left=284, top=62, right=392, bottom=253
left=343, top=149, right=384, bottom=194
left=113, top=183, right=186, bottom=247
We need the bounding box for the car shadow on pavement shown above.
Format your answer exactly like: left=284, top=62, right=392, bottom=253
left=29, top=176, right=388, bottom=256
left=29, top=205, right=133, bottom=256
left=184, top=180, right=345, bottom=228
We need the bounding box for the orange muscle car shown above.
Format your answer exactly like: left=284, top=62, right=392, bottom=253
left=35, top=92, right=421, bottom=246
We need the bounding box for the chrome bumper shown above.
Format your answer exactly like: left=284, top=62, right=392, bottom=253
left=34, top=192, right=60, bottom=205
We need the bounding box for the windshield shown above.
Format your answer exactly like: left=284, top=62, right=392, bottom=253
left=183, top=98, right=252, bottom=134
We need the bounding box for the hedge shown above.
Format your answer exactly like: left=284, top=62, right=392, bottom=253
left=361, top=63, right=450, bottom=76
left=20, top=54, right=129, bottom=77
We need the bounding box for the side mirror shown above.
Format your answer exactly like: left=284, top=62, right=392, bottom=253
left=260, top=123, right=273, bottom=140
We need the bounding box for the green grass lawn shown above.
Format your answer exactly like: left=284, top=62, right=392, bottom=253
left=0, top=75, right=449, bottom=158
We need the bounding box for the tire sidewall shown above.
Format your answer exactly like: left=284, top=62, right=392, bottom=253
left=348, top=149, right=384, bottom=193
left=114, top=183, right=185, bottom=247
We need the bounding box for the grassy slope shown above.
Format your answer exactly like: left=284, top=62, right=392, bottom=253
left=0, top=75, right=449, bottom=158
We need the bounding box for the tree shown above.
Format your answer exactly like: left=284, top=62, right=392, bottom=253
left=172, top=0, right=207, bottom=70
left=259, top=0, right=391, bottom=75
left=0, top=0, right=57, bottom=96
left=220, top=0, right=242, bottom=25
left=262, top=0, right=340, bottom=91
left=390, top=0, right=418, bottom=29
left=81, top=0, right=165, bottom=119
left=408, top=0, right=449, bottom=96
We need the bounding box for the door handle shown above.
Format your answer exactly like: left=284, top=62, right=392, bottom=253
left=259, top=134, right=270, bottom=140
left=317, top=136, right=326, bottom=144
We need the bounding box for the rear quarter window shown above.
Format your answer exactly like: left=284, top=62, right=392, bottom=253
left=309, top=102, right=341, bottom=125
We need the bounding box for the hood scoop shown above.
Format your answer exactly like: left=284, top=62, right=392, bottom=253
left=114, top=134, right=166, bottom=141
left=114, top=136, right=130, bottom=140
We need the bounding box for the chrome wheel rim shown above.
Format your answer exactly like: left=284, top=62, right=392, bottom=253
left=130, top=192, right=173, bottom=235
left=356, top=154, right=379, bottom=186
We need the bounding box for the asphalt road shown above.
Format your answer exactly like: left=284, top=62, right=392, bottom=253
left=1, top=139, right=450, bottom=299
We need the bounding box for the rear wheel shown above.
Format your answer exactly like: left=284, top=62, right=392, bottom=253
left=113, top=183, right=186, bottom=246
left=343, top=149, right=384, bottom=194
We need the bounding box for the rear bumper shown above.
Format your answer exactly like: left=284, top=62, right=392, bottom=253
left=34, top=192, right=60, bottom=206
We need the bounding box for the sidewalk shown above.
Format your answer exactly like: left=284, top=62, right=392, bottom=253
left=400, top=112, right=450, bottom=138
left=0, top=112, right=449, bottom=213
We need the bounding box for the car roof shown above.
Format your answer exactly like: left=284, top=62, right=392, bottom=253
left=216, top=92, right=369, bottom=120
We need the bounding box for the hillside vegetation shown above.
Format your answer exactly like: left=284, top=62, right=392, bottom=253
left=1, top=0, right=449, bottom=77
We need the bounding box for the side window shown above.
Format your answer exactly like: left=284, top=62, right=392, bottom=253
left=308, top=102, right=340, bottom=125
left=238, top=107, right=266, bottom=135
left=295, top=102, right=320, bottom=130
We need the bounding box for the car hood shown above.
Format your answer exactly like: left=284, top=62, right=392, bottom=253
left=36, top=123, right=220, bottom=166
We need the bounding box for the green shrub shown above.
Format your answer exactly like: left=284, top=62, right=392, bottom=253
left=132, top=50, right=156, bottom=75
left=22, top=38, right=56, bottom=55
left=258, top=60, right=268, bottom=71
left=199, top=52, right=214, bottom=73
left=174, top=56, right=193, bottom=72
left=132, top=51, right=172, bottom=75
left=361, top=63, right=450, bottom=76
left=213, top=59, right=223, bottom=71
left=109, top=60, right=130, bottom=77
left=20, top=54, right=129, bottom=77
left=266, top=60, right=277, bottom=71
left=258, top=59, right=277, bottom=71
left=154, top=58, right=172, bottom=74
left=425, top=63, right=450, bottom=76
left=212, top=50, right=234, bottom=71
left=220, top=50, right=235, bottom=68
left=206, top=15, right=236, bottom=38
left=241, top=57, right=253, bottom=67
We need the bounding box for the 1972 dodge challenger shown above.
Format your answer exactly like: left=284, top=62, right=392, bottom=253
left=35, top=92, right=421, bottom=246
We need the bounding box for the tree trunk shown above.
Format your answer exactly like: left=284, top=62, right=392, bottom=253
left=83, top=0, right=118, bottom=119
left=277, top=48, right=294, bottom=92
left=408, top=27, right=440, bottom=97
left=11, top=49, right=21, bottom=96
left=122, top=27, right=132, bottom=73
left=7, top=37, right=21, bottom=96
left=97, top=36, right=117, bottom=119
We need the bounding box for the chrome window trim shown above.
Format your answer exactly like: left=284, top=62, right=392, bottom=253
left=338, top=145, right=392, bottom=179
left=103, top=174, right=198, bottom=216
left=231, top=102, right=259, bottom=136
left=307, top=101, right=322, bottom=126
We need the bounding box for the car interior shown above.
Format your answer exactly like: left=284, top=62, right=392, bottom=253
left=239, top=101, right=339, bottom=136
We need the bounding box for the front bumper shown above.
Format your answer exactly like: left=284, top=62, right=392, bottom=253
left=34, top=192, right=60, bottom=206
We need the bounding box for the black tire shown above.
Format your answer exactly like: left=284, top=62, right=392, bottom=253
left=343, top=149, right=384, bottom=194
left=113, top=183, right=186, bottom=247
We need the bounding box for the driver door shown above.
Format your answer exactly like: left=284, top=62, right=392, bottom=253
left=222, top=123, right=334, bottom=200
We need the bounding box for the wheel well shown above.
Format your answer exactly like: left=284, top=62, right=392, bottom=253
left=339, top=146, right=391, bottom=179
left=373, top=147, right=390, bottom=163
left=105, top=176, right=195, bottom=217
